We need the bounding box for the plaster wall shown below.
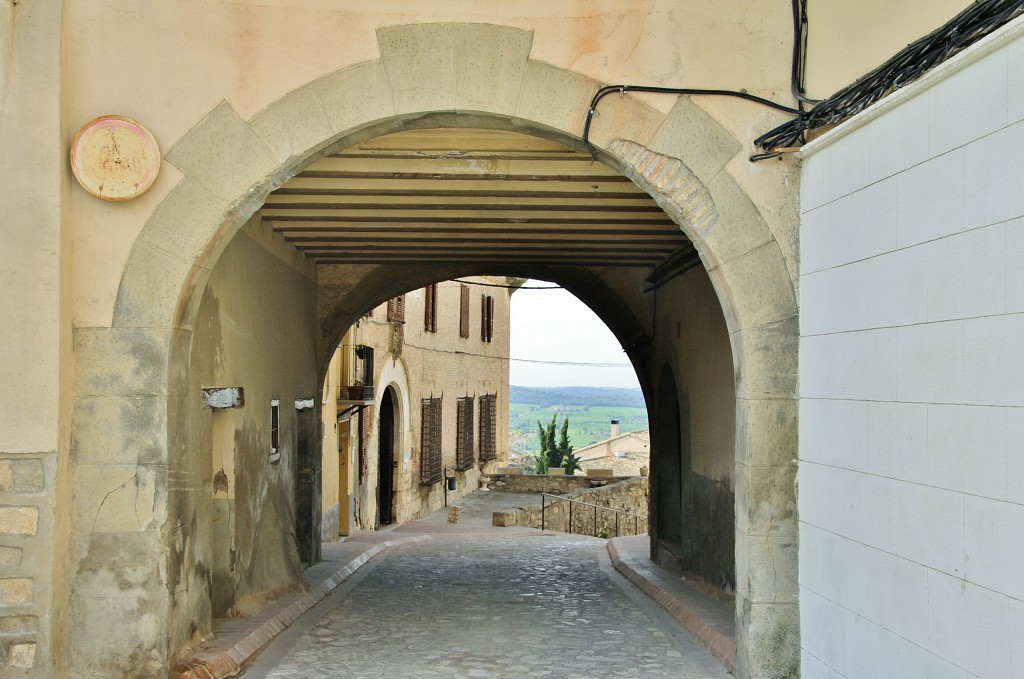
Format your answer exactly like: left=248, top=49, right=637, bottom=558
left=799, top=19, right=1024, bottom=679
left=175, top=216, right=316, bottom=642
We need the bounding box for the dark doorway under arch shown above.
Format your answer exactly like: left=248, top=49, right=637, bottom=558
left=377, top=386, right=398, bottom=527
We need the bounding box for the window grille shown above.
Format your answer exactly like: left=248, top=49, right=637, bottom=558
left=480, top=294, right=494, bottom=343
left=459, top=285, right=470, bottom=338
left=424, top=284, right=438, bottom=333
left=478, top=394, right=497, bottom=461
left=455, top=396, right=474, bottom=471
left=420, top=397, right=443, bottom=485
left=387, top=295, right=406, bottom=323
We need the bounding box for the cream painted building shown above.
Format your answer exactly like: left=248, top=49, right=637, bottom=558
left=1, top=2, right=1022, bottom=678
left=319, top=277, right=514, bottom=539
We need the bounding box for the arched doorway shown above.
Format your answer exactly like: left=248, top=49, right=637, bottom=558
left=377, top=386, right=398, bottom=527
left=68, top=22, right=799, bottom=678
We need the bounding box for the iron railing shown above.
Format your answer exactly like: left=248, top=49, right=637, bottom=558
left=540, top=492, right=644, bottom=538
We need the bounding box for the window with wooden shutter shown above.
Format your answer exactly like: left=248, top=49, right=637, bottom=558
left=459, top=285, right=470, bottom=338
left=419, top=397, right=443, bottom=485
left=455, top=396, right=474, bottom=471
left=478, top=394, right=497, bottom=461
left=387, top=295, right=406, bottom=323
left=424, top=284, right=437, bottom=333
left=480, top=294, right=494, bottom=343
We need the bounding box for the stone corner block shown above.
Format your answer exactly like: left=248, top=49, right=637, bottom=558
left=516, top=60, right=600, bottom=139
left=71, top=465, right=167, bottom=534
left=718, top=242, right=797, bottom=332
left=165, top=101, right=279, bottom=205
left=650, top=96, right=743, bottom=184
left=74, top=327, right=185, bottom=398
left=378, top=24, right=456, bottom=114
left=735, top=599, right=800, bottom=679
left=702, top=172, right=776, bottom=268
left=736, top=398, right=798, bottom=468
left=732, top=317, right=798, bottom=400
left=250, top=85, right=335, bottom=168
left=0, top=506, right=38, bottom=536
left=452, top=23, right=533, bottom=115
left=0, top=458, right=45, bottom=493
left=112, top=241, right=194, bottom=331
left=72, top=397, right=169, bottom=466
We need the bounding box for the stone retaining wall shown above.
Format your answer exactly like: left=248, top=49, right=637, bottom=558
left=484, top=473, right=632, bottom=495
left=492, top=477, right=649, bottom=538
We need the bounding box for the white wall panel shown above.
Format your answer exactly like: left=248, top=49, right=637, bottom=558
left=895, top=148, right=965, bottom=248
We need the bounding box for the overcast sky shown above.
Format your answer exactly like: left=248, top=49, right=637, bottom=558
left=509, top=280, right=641, bottom=389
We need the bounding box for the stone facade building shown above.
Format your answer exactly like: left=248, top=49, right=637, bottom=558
left=0, top=2, right=1022, bottom=678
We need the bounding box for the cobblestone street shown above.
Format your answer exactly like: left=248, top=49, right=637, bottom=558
left=240, top=534, right=732, bottom=679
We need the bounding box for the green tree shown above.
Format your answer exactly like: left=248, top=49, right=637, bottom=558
left=557, top=417, right=581, bottom=475
left=534, top=417, right=553, bottom=473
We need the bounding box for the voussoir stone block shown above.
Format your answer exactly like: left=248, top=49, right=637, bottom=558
left=134, top=177, right=229, bottom=270
left=113, top=241, right=194, bottom=331
left=516, top=60, right=600, bottom=139
left=701, top=172, right=776, bottom=269
left=718, top=241, right=797, bottom=331
left=72, top=397, right=168, bottom=466
left=649, top=96, right=743, bottom=184
left=165, top=101, right=279, bottom=205
left=453, top=23, right=533, bottom=115
left=741, top=462, right=798, bottom=537
left=312, top=60, right=398, bottom=137
left=378, top=24, right=456, bottom=114
left=737, top=535, right=799, bottom=604
left=250, top=85, right=335, bottom=167
left=585, top=92, right=665, bottom=151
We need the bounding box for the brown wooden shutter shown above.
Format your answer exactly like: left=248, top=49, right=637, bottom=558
left=459, top=285, right=470, bottom=338
left=480, top=294, right=494, bottom=343
left=424, top=284, right=437, bottom=333
left=387, top=295, right=406, bottom=323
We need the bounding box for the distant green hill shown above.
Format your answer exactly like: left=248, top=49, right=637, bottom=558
left=508, top=386, right=648, bottom=455
left=509, top=385, right=646, bottom=409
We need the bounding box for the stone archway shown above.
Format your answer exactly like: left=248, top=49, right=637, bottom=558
left=68, top=22, right=798, bottom=678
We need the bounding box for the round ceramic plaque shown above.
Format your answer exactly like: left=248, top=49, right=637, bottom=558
left=70, top=115, right=161, bottom=201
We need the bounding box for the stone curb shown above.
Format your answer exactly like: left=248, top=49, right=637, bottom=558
left=607, top=538, right=737, bottom=672
left=173, top=534, right=432, bottom=679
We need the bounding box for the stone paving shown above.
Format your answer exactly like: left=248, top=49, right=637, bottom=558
left=240, top=534, right=732, bottom=679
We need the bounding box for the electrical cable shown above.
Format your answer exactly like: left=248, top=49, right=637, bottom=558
left=754, top=0, right=1024, bottom=159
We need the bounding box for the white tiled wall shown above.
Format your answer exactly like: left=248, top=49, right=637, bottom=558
left=799, top=20, right=1024, bottom=679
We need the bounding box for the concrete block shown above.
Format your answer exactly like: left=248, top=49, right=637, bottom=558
left=964, top=495, right=1024, bottom=600
left=800, top=398, right=869, bottom=471
left=72, top=397, right=169, bottom=467
left=700, top=173, right=774, bottom=268
left=842, top=610, right=899, bottom=679
left=817, top=132, right=871, bottom=207
left=453, top=24, right=532, bottom=115
left=928, top=569, right=1011, bottom=679
left=112, top=241, right=195, bottom=331
left=72, top=465, right=166, bottom=534
left=927, top=404, right=1007, bottom=499
left=586, top=93, right=664, bottom=151
left=965, top=120, right=1024, bottom=231
left=866, top=401, right=928, bottom=482
left=717, top=242, right=797, bottom=331
left=649, top=96, right=742, bottom=184
left=799, top=333, right=845, bottom=400
left=927, top=223, right=1006, bottom=322
left=0, top=506, right=38, bottom=536
left=74, top=327, right=177, bottom=398
left=1009, top=407, right=1024, bottom=505
left=516, top=60, right=599, bottom=141
left=896, top=320, right=964, bottom=403
left=894, top=481, right=965, bottom=577
left=165, top=101, right=279, bottom=205
left=799, top=589, right=846, bottom=675
left=1007, top=217, right=1024, bottom=314
left=896, top=637, right=971, bottom=679
left=964, top=314, right=1024, bottom=407
left=734, top=317, right=798, bottom=400
left=802, top=177, right=898, bottom=274
left=867, top=87, right=931, bottom=182
left=735, top=600, right=800, bottom=679
left=378, top=24, right=455, bottom=114
left=311, top=60, right=397, bottom=137
left=547, top=467, right=565, bottom=476
left=0, top=579, right=32, bottom=606
left=928, top=47, right=1009, bottom=157
left=250, top=85, right=334, bottom=166
left=70, top=531, right=165, bottom=599
left=895, top=147, right=965, bottom=248
left=737, top=397, right=797, bottom=468
left=586, top=468, right=613, bottom=477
